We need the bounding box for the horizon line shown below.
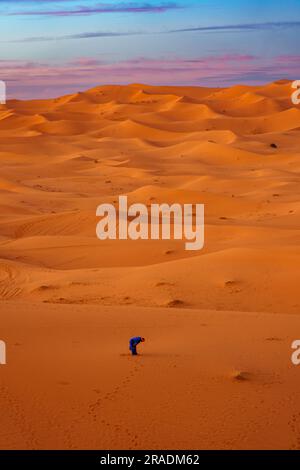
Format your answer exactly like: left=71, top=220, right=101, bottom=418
left=2, top=79, right=294, bottom=103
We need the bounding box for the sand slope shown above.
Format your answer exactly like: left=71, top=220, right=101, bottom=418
left=1, top=302, right=300, bottom=450
left=0, top=81, right=300, bottom=449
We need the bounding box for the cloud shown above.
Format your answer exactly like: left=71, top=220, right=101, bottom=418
left=7, top=1, right=181, bottom=16
left=1, top=54, right=300, bottom=99
left=169, top=21, right=300, bottom=33
left=11, top=31, right=139, bottom=43
left=6, top=20, right=300, bottom=44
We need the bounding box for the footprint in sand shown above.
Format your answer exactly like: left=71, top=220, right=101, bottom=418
left=223, top=280, right=242, bottom=294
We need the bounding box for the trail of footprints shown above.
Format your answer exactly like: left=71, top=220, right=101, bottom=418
left=0, top=384, right=39, bottom=449
left=85, top=358, right=143, bottom=448
left=88, top=359, right=143, bottom=420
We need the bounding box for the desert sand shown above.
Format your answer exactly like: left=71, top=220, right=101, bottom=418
left=0, top=80, right=300, bottom=449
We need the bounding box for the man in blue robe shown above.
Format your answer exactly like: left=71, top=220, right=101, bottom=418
left=129, top=336, right=145, bottom=356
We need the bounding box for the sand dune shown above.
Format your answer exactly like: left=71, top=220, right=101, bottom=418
left=0, top=81, right=300, bottom=449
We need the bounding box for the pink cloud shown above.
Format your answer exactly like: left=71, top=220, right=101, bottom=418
left=1, top=55, right=299, bottom=100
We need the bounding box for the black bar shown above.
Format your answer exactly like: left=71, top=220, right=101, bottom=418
left=0, top=450, right=299, bottom=467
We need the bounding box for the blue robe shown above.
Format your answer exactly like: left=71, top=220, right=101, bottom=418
left=129, top=337, right=142, bottom=355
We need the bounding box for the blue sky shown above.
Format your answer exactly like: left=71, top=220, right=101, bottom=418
left=0, top=0, right=300, bottom=98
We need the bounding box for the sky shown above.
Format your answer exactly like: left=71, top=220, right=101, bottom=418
left=0, top=0, right=300, bottom=98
